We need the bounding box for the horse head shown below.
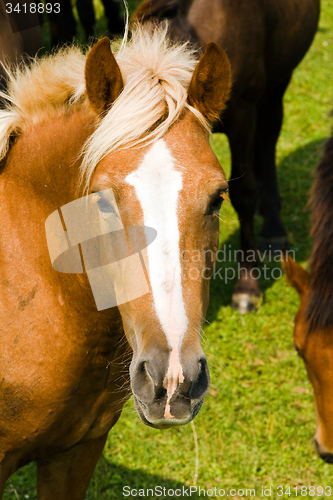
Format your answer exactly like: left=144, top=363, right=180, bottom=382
left=283, top=255, right=333, bottom=463
left=82, top=31, right=231, bottom=428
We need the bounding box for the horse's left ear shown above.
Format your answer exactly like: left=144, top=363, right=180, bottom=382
left=187, top=42, right=231, bottom=123
left=85, top=37, right=124, bottom=115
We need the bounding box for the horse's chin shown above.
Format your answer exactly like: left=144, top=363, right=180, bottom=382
left=133, top=395, right=195, bottom=429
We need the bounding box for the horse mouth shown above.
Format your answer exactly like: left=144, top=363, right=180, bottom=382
left=133, top=396, right=173, bottom=429
left=133, top=394, right=201, bottom=429
left=320, top=453, right=333, bottom=464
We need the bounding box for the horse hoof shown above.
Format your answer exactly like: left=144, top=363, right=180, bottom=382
left=260, top=236, right=289, bottom=254
left=231, top=293, right=262, bottom=314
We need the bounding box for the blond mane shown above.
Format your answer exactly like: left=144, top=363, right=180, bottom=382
left=0, top=46, right=87, bottom=161
left=0, top=23, right=209, bottom=189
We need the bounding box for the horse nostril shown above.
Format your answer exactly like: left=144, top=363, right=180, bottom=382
left=155, top=385, right=167, bottom=400
left=319, top=452, right=333, bottom=464
left=139, top=359, right=166, bottom=400
left=314, top=438, right=333, bottom=464
left=189, top=357, right=209, bottom=400
left=141, top=360, right=154, bottom=380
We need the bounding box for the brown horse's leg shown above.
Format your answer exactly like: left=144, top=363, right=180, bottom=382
left=0, top=465, right=9, bottom=500
left=0, top=478, right=5, bottom=500
left=226, top=99, right=262, bottom=313
left=48, top=0, right=76, bottom=46
left=76, top=0, right=96, bottom=40
left=102, top=0, right=124, bottom=35
left=36, top=433, right=108, bottom=500
left=255, top=76, right=292, bottom=251
left=0, top=458, right=17, bottom=500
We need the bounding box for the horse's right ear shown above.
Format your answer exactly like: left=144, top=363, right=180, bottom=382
left=282, top=254, right=310, bottom=297
left=85, top=37, right=124, bottom=115
left=187, top=42, right=231, bottom=123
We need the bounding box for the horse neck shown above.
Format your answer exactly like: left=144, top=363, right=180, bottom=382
left=307, top=135, right=333, bottom=329
left=3, top=108, right=95, bottom=203
left=0, top=108, right=99, bottom=310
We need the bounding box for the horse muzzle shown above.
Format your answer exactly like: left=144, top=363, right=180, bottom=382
left=130, top=354, right=210, bottom=428
left=314, top=438, right=333, bottom=464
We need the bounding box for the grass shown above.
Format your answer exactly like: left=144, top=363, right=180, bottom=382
left=3, top=1, right=333, bottom=499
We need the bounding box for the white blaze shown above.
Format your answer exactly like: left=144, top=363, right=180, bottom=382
left=126, top=139, right=188, bottom=418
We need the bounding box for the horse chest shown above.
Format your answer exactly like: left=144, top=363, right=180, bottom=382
left=0, top=300, right=130, bottom=456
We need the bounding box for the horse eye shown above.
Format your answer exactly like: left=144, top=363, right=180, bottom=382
left=97, top=196, right=114, bottom=213
left=294, top=343, right=303, bottom=359
left=209, top=194, right=224, bottom=215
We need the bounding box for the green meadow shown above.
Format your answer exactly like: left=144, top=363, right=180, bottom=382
left=4, top=0, right=333, bottom=498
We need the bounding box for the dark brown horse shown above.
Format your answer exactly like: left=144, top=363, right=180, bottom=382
left=134, top=0, right=320, bottom=312
left=283, top=131, right=333, bottom=464
left=48, top=0, right=124, bottom=45
left=0, top=24, right=231, bottom=499
left=0, top=0, right=42, bottom=91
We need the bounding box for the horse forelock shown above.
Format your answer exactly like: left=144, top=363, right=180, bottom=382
left=306, top=134, right=333, bottom=333
left=0, top=23, right=209, bottom=189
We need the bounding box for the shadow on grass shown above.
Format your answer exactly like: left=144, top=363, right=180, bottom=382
left=89, top=457, right=201, bottom=499
left=206, top=137, right=327, bottom=322
left=4, top=458, right=200, bottom=500
left=278, top=137, right=327, bottom=260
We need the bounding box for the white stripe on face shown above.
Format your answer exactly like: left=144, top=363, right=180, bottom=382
left=126, top=139, right=188, bottom=418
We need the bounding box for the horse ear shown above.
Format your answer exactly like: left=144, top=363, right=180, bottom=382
left=85, top=37, right=124, bottom=115
left=187, top=42, right=231, bottom=123
left=282, top=254, right=310, bottom=297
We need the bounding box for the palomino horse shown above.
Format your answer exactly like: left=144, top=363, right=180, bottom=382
left=283, top=133, right=333, bottom=463
left=0, top=24, right=231, bottom=499
left=0, top=1, right=41, bottom=91
left=134, top=0, right=320, bottom=312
